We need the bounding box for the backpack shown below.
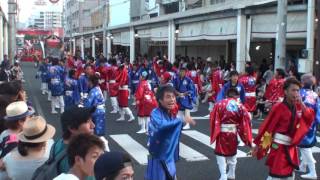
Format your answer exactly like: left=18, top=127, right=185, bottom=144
left=0, top=134, right=18, bottom=158
left=31, top=140, right=67, bottom=180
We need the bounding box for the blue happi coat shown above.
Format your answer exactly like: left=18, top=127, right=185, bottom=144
left=145, top=108, right=183, bottom=180
left=143, top=65, right=159, bottom=90
left=78, top=74, right=90, bottom=96
left=84, top=86, right=106, bottom=136
left=48, top=65, right=65, bottom=96
left=299, top=88, right=320, bottom=147
left=216, top=81, right=246, bottom=103
left=129, top=68, right=141, bottom=94
left=38, top=63, right=50, bottom=83
left=64, top=77, right=80, bottom=108
left=173, top=76, right=196, bottom=110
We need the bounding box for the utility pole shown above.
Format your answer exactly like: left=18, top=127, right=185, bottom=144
left=314, top=0, right=320, bottom=80
left=274, top=0, right=287, bottom=70
left=8, top=0, right=17, bottom=63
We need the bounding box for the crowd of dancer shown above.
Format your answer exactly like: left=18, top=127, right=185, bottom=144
left=0, top=52, right=318, bottom=180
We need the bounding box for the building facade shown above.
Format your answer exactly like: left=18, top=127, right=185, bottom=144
left=68, top=0, right=318, bottom=76
left=0, top=0, right=10, bottom=61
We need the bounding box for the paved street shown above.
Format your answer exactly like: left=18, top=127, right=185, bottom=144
left=22, top=62, right=320, bottom=180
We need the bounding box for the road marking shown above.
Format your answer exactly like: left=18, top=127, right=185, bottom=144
left=110, top=134, right=149, bottom=165
left=182, top=130, right=247, bottom=158
left=26, top=77, right=44, bottom=117
left=192, top=116, right=209, bottom=120
left=179, top=142, right=209, bottom=161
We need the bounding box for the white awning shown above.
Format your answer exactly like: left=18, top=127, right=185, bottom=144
left=137, top=29, right=151, bottom=38
left=251, top=11, right=307, bottom=39
left=112, top=31, right=130, bottom=46
left=151, top=26, right=168, bottom=41
left=178, top=17, right=237, bottom=41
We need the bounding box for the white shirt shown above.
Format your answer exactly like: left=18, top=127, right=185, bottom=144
left=54, top=173, right=79, bottom=180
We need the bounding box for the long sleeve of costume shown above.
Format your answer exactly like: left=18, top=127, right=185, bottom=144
left=148, top=108, right=183, bottom=161
left=216, top=85, right=226, bottom=102
left=239, top=84, right=246, bottom=104
left=210, top=104, right=221, bottom=144
left=237, top=108, right=252, bottom=147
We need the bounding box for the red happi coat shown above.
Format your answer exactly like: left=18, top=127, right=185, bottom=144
left=97, top=65, right=108, bottom=91
left=210, top=98, right=252, bottom=156
left=254, top=102, right=314, bottom=177
left=209, top=69, right=224, bottom=102
left=239, top=75, right=257, bottom=112
left=107, top=65, right=119, bottom=97
left=188, top=70, right=203, bottom=94
left=264, top=78, right=285, bottom=103
left=153, top=61, right=165, bottom=77
left=135, top=80, right=158, bottom=117
left=116, top=66, right=129, bottom=107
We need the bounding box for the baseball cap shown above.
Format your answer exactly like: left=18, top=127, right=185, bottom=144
left=94, top=151, right=133, bottom=180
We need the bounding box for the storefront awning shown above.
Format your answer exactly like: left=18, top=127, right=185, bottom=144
left=251, top=11, right=307, bottom=39
left=151, top=26, right=168, bottom=41
left=178, top=17, right=237, bottom=41
left=113, top=31, right=130, bottom=46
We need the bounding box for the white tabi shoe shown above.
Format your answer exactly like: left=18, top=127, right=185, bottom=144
left=136, top=128, right=146, bottom=134
left=128, top=117, right=134, bottom=122
left=182, top=123, right=190, bottom=130
left=51, top=110, right=58, bottom=114
left=110, top=110, right=118, bottom=114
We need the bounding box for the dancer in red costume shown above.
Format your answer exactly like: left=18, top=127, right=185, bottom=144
left=135, top=71, right=158, bottom=134
left=264, top=68, right=286, bottom=104
left=210, top=87, right=252, bottom=180
left=239, top=66, right=257, bottom=113
left=116, top=64, right=135, bottom=122
left=253, top=77, right=315, bottom=180
left=107, top=59, right=119, bottom=113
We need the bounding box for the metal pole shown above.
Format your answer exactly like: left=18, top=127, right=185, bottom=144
left=274, top=0, right=287, bottom=70
left=306, top=0, right=315, bottom=73
left=8, top=0, right=17, bottom=63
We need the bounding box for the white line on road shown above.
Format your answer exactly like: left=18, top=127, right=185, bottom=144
left=182, top=130, right=247, bottom=158
left=110, top=134, right=149, bottom=165
left=192, top=116, right=209, bottom=120
left=179, top=142, right=209, bottom=161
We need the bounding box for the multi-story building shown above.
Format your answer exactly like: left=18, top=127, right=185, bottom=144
left=0, top=0, right=10, bottom=61
left=25, top=0, right=63, bottom=36
left=69, top=0, right=319, bottom=77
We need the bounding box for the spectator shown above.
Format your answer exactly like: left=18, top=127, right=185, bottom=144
left=54, top=134, right=105, bottom=180
left=49, top=106, right=108, bottom=175
left=94, top=151, right=134, bottom=180
left=0, top=101, right=34, bottom=159
left=2, top=116, right=55, bottom=180
left=0, top=80, right=27, bottom=102
left=1, top=55, right=10, bottom=70
left=259, top=58, right=268, bottom=79
left=262, top=64, right=274, bottom=85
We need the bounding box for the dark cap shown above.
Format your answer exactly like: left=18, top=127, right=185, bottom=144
left=94, top=151, right=133, bottom=180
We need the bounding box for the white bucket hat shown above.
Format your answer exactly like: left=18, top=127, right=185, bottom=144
left=4, top=101, right=35, bottom=121
left=18, top=116, right=56, bottom=143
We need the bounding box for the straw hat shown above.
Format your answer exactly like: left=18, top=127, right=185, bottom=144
left=4, top=101, right=35, bottom=121
left=18, top=116, right=56, bottom=143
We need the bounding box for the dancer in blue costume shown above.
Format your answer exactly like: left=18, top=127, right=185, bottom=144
left=84, top=73, right=106, bottom=136
left=298, top=73, right=320, bottom=179
left=79, top=64, right=94, bottom=100
left=145, top=85, right=195, bottom=180
left=216, top=70, right=246, bottom=104
left=37, top=58, right=50, bottom=95
left=172, top=67, right=197, bottom=130
left=64, top=69, right=80, bottom=109
left=129, top=63, right=141, bottom=105
left=48, top=58, right=65, bottom=114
